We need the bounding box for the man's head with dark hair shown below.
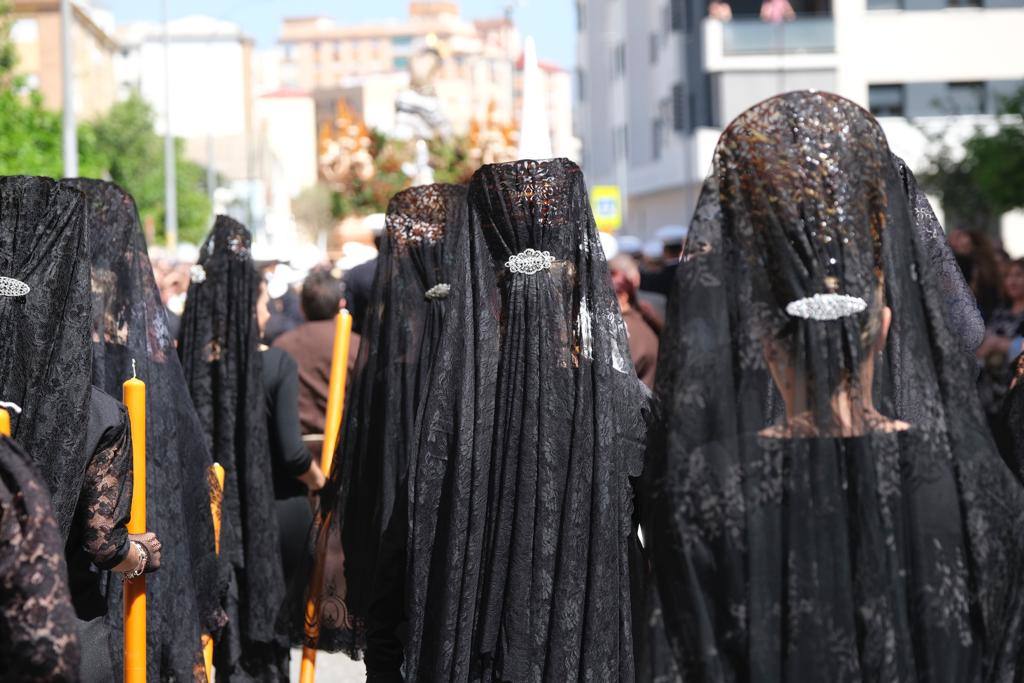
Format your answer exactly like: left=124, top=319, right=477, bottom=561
left=301, top=271, right=345, bottom=321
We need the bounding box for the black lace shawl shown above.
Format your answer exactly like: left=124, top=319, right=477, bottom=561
left=66, top=178, right=225, bottom=681
left=178, top=216, right=286, bottom=678
left=0, top=176, right=92, bottom=539
left=643, top=91, right=1024, bottom=682
left=406, top=159, right=650, bottom=681
left=892, top=155, right=984, bottom=354
left=293, top=183, right=468, bottom=656
left=0, top=435, right=80, bottom=682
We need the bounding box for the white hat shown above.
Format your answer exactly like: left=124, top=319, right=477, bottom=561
left=642, top=240, right=663, bottom=260
left=598, top=232, right=619, bottom=259
left=362, top=213, right=386, bottom=237
left=616, top=235, right=643, bottom=255
left=655, top=224, right=689, bottom=245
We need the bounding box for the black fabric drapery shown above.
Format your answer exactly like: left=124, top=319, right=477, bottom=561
left=179, top=216, right=286, bottom=681
left=286, top=183, right=467, bottom=660
left=644, top=91, right=1024, bottom=682
left=406, top=159, right=650, bottom=681
left=67, top=178, right=226, bottom=681
left=0, top=435, right=81, bottom=682
left=0, top=176, right=92, bottom=538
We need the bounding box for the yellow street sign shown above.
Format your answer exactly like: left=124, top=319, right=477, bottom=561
left=590, top=185, right=622, bottom=232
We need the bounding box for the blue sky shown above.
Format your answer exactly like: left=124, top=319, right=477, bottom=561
left=96, top=1, right=576, bottom=69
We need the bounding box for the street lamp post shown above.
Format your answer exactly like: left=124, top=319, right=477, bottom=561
left=162, top=0, right=178, bottom=249
left=60, top=0, right=77, bottom=178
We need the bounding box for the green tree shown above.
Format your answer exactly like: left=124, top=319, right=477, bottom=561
left=92, top=92, right=211, bottom=244
left=292, top=182, right=336, bottom=241
left=921, top=87, right=1024, bottom=235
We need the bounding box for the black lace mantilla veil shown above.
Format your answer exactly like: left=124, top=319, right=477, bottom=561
left=0, top=176, right=92, bottom=538
left=644, top=91, right=1024, bottom=682
left=178, top=216, right=287, bottom=679
left=406, top=159, right=650, bottom=681
left=65, top=178, right=225, bottom=681
left=0, top=435, right=81, bottom=682
left=286, top=183, right=468, bottom=656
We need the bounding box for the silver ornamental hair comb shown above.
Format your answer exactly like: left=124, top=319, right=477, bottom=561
left=0, top=276, right=29, bottom=297
left=424, top=283, right=451, bottom=300
left=785, top=293, right=867, bottom=321
left=505, top=248, right=555, bottom=276
left=190, top=264, right=207, bottom=284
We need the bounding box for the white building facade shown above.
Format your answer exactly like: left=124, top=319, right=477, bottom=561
left=576, top=0, right=1024, bottom=240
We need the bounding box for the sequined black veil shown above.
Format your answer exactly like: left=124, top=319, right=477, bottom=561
left=644, top=92, right=1024, bottom=681
left=0, top=176, right=92, bottom=538
left=65, top=178, right=225, bottom=681
left=178, top=216, right=286, bottom=679
left=406, top=159, right=650, bottom=681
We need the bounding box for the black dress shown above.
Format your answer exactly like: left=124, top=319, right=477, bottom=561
left=406, top=160, right=650, bottom=681
left=644, top=91, right=1024, bottom=682
left=261, top=345, right=314, bottom=586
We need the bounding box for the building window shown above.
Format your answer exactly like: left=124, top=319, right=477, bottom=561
left=392, top=35, right=412, bottom=48
left=948, top=82, right=986, bottom=114
left=867, top=0, right=902, bottom=8
left=670, top=0, right=686, bottom=31
left=947, top=0, right=982, bottom=6
left=649, top=33, right=659, bottom=64
left=868, top=85, right=905, bottom=117
left=282, top=42, right=294, bottom=61
left=652, top=118, right=664, bottom=160
left=672, top=82, right=686, bottom=131
left=394, top=57, right=410, bottom=70
left=612, top=43, right=626, bottom=78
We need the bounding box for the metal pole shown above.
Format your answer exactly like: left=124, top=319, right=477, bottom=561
left=162, top=0, right=178, bottom=249
left=60, top=0, right=77, bottom=178
left=206, top=134, right=215, bottom=220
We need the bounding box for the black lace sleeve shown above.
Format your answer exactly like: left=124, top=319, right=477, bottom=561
left=0, top=437, right=80, bottom=681
left=80, top=394, right=133, bottom=570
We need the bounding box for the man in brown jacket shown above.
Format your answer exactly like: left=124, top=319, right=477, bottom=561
left=273, top=270, right=361, bottom=455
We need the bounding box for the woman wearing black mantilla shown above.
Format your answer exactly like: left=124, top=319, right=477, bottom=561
left=644, top=91, right=1024, bottom=682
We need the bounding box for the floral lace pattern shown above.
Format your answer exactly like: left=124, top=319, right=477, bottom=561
left=179, top=215, right=286, bottom=680
left=644, top=92, right=1024, bottom=682
left=0, top=437, right=80, bottom=681
left=405, top=160, right=650, bottom=681
left=66, top=178, right=224, bottom=682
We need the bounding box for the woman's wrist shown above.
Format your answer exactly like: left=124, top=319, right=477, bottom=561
left=121, top=540, right=148, bottom=580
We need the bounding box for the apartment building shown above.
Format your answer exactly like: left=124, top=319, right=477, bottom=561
left=10, top=0, right=118, bottom=119
left=576, top=0, right=1024, bottom=236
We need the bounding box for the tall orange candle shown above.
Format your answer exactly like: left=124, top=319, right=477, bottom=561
left=0, top=401, right=20, bottom=438
left=202, top=463, right=226, bottom=681
left=123, top=361, right=147, bottom=683
left=300, top=309, right=353, bottom=683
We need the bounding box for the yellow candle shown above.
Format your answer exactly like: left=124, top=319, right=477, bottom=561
left=300, top=309, right=353, bottom=683
left=319, top=309, right=353, bottom=476
left=122, top=363, right=147, bottom=683
left=202, top=463, right=226, bottom=681
left=0, top=408, right=9, bottom=437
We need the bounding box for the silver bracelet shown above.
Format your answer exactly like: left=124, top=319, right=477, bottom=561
left=122, top=540, right=148, bottom=581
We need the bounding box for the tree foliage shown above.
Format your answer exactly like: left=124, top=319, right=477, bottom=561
left=92, top=93, right=211, bottom=244
left=922, top=87, right=1024, bottom=234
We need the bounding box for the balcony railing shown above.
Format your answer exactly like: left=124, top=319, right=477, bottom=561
left=721, top=18, right=835, bottom=55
